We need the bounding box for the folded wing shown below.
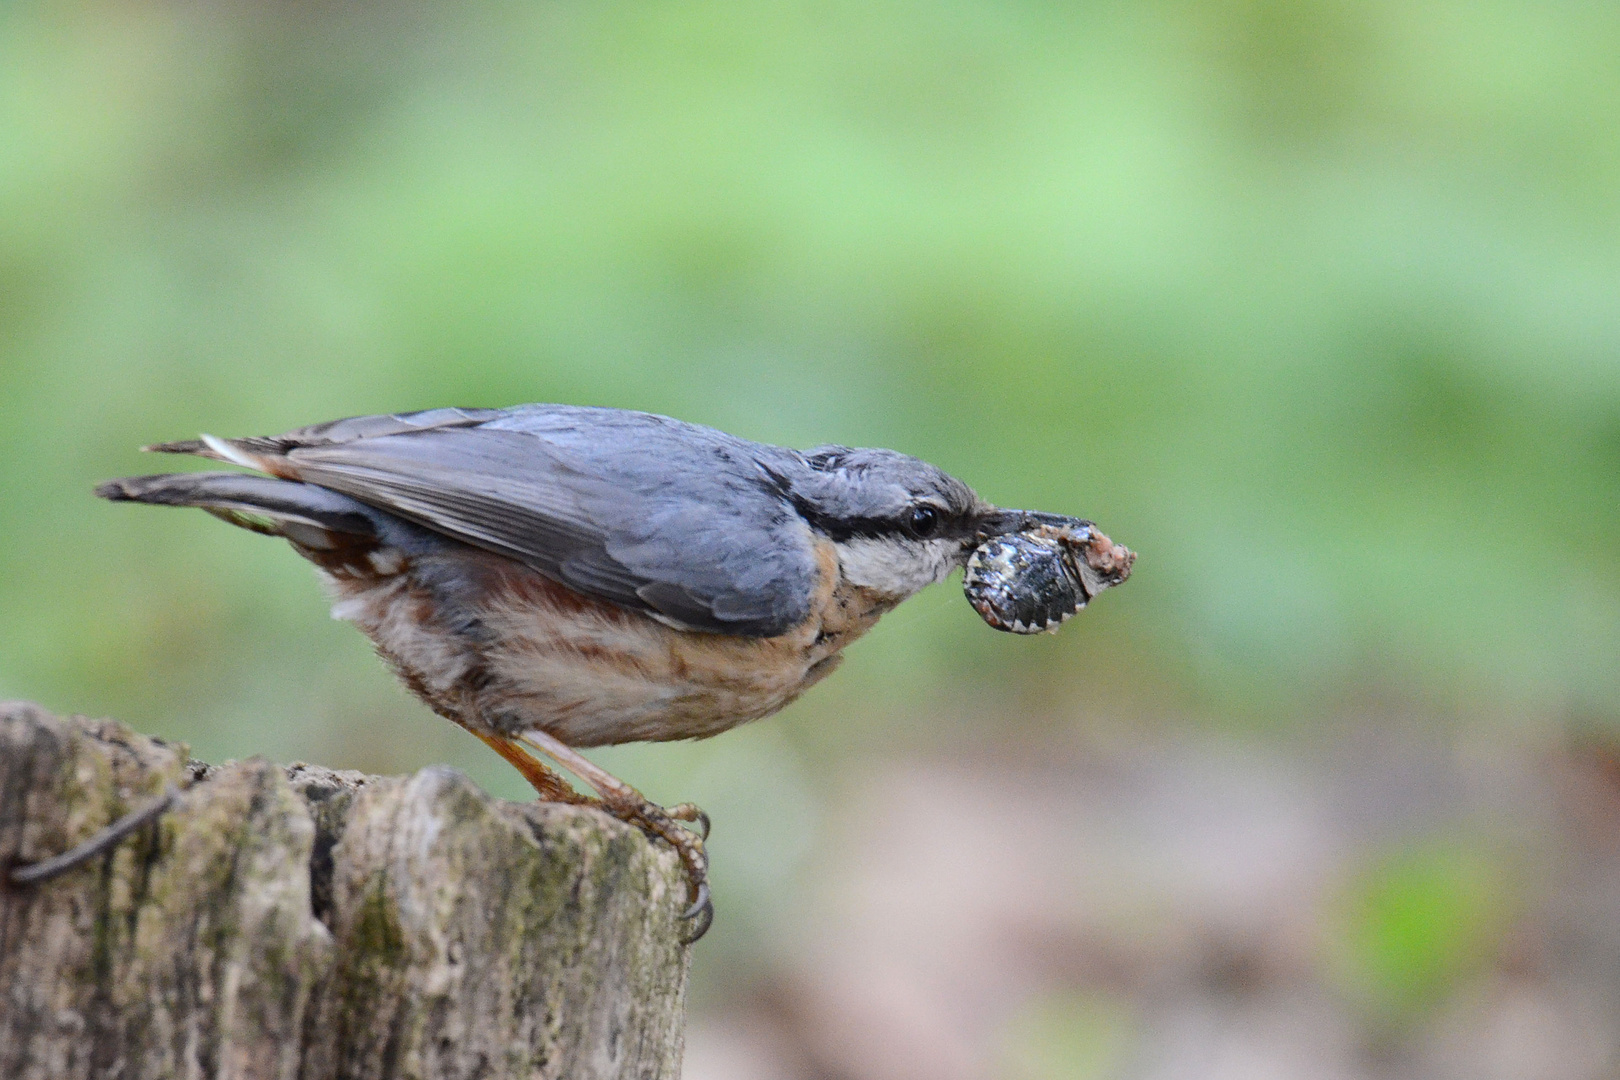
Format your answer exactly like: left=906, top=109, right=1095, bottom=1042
left=168, top=406, right=820, bottom=637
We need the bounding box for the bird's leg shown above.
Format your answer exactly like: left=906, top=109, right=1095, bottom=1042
left=472, top=730, right=592, bottom=805
left=441, top=711, right=589, bottom=805
left=518, top=728, right=713, bottom=942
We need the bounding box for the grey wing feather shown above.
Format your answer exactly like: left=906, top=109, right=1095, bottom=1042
left=146, top=407, right=503, bottom=458
left=266, top=406, right=820, bottom=637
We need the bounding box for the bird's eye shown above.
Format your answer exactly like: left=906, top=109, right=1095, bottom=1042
left=907, top=505, right=941, bottom=538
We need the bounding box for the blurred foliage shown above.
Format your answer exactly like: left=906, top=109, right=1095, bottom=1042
left=2, top=0, right=1618, bottom=988
left=1327, top=838, right=1517, bottom=1020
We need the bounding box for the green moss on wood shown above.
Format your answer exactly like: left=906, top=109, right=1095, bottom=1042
left=0, top=704, right=689, bottom=1080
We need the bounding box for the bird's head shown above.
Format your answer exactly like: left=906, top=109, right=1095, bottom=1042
left=784, top=446, right=1090, bottom=600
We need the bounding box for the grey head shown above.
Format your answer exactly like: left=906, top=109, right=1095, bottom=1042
left=776, top=445, right=995, bottom=599
left=777, top=444, right=1101, bottom=596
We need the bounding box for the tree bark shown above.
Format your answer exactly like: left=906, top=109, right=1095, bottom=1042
left=0, top=702, right=691, bottom=1080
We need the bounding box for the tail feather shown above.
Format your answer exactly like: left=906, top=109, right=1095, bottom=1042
left=141, top=435, right=290, bottom=471
left=142, top=438, right=210, bottom=456
left=142, top=409, right=499, bottom=462
left=96, top=472, right=378, bottom=549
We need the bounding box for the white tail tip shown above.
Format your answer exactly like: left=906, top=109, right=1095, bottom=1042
left=199, top=433, right=261, bottom=470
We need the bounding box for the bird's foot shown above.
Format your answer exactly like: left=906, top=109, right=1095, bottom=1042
left=517, top=729, right=714, bottom=943
left=604, top=793, right=713, bottom=943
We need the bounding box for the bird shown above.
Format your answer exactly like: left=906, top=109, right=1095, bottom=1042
left=97, top=404, right=1120, bottom=941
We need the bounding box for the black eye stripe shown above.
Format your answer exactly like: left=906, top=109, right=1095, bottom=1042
left=791, top=495, right=972, bottom=543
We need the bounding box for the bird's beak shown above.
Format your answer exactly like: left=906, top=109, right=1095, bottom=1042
left=972, top=508, right=1095, bottom=545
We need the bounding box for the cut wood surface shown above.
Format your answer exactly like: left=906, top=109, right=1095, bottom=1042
left=0, top=702, right=691, bottom=1080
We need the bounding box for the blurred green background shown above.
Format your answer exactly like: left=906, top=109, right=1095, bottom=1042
left=4, top=1, right=1619, bottom=1074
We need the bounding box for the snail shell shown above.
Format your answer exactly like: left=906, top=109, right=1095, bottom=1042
left=963, top=531, right=1089, bottom=634
left=962, top=521, right=1136, bottom=634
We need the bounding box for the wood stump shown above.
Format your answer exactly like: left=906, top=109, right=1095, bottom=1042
left=0, top=702, right=690, bottom=1079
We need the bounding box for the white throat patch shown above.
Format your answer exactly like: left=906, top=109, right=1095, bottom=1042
left=835, top=537, right=961, bottom=598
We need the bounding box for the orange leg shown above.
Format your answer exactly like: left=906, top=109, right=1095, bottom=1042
left=445, top=713, right=712, bottom=941
left=465, top=727, right=590, bottom=805
left=518, top=728, right=713, bottom=941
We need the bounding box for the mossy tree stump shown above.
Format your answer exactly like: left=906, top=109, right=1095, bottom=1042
left=0, top=702, right=691, bottom=1079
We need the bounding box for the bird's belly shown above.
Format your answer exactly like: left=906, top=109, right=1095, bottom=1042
left=483, top=616, right=836, bottom=746
left=476, top=548, right=877, bottom=746
left=324, top=542, right=885, bottom=747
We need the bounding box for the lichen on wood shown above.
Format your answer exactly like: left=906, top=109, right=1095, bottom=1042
left=0, top=702, right=691, bottom=1080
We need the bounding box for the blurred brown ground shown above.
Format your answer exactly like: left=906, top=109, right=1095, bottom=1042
left=682, top=721, right=1620, bottom=1080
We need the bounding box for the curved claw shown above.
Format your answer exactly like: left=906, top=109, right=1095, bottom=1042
left=681, top=879, right=710, bottom=922
left=680, top=891, right=715, bottom=945
left=665, top=802, right=711, bottom=841
left=508, top=730, right=717, bottom=944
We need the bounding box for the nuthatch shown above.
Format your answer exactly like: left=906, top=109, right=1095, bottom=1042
left=98, top=404, right=1134, bottom=940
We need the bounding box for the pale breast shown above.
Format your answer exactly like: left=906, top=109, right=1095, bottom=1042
left=320, top=537, right=894, bottom=748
